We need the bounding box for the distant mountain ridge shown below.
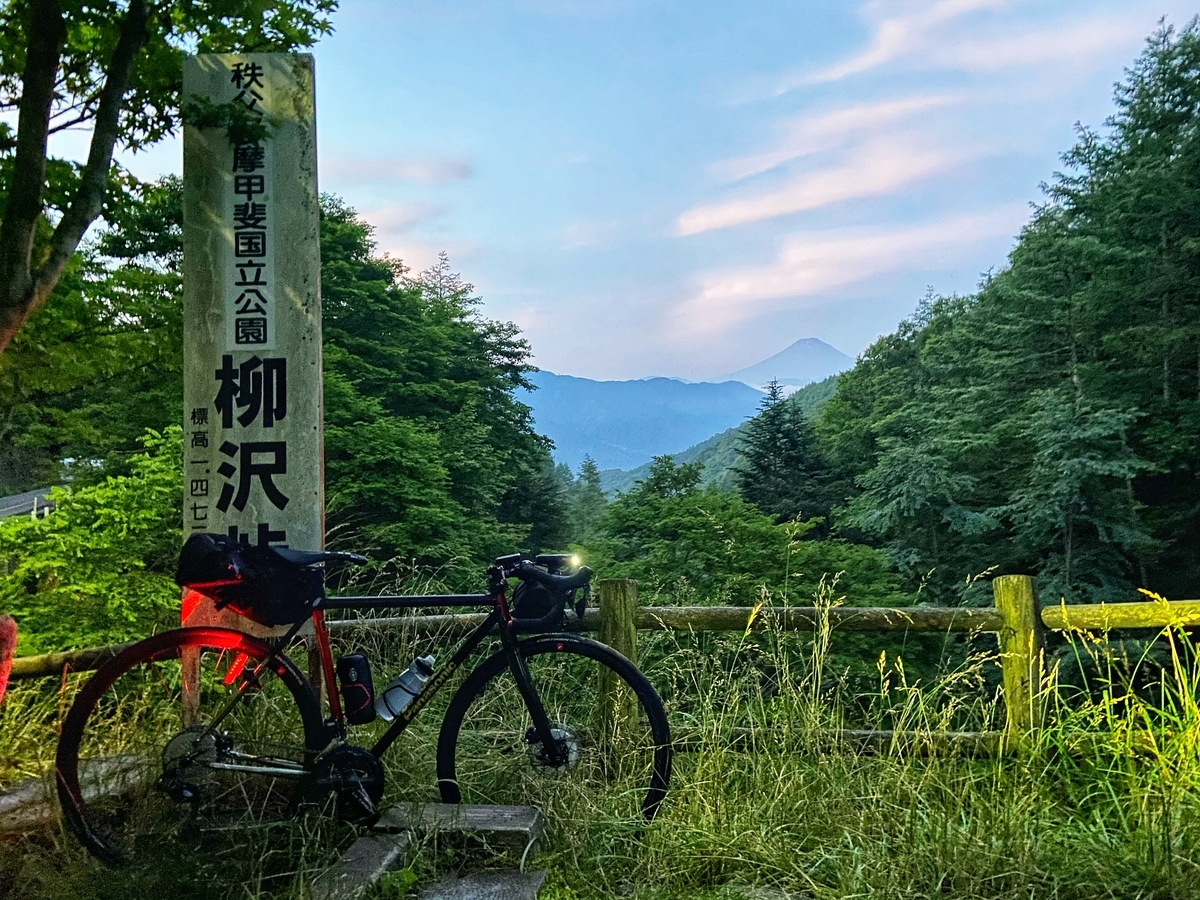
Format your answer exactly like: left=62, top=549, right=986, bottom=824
left=519, top=371, right=763, bottom=471
left=724, top=337, right=852, bottom=389
left=599, top=375, right=840, bottom=495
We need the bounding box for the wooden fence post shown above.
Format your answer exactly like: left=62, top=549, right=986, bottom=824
left=993, top=575, right=1044, bottom=745
left=597, top=579, right=639, bottom=736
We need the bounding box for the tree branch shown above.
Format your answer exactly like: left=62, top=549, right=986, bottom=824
left=0, top=0, right=67, bottom=334
left=47, top=109, right=95, bottom=134
left=31, top=0, right=150, bottom=308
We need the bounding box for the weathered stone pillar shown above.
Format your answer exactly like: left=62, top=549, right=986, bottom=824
left=181, top=54, right=323, bottom=636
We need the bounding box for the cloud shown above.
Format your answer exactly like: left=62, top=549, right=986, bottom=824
left=930, top=12, right=1147, bottom=72
left=375, top=237, right=478, bottom=273
left=712, top=94, right=965, bottom=183
left=771, top=2, right=1151, bottom=92
left=361, top=201, right=442, bottom=233
left=355, top=202, right=469, bottom=271
left=678, top=134, right=966, bottom=235
left=677, top=205, right=1027, bottom=333
left=785, top=0, right=1007, bottom=89
left=324, top=155, right=473, bottom=184
left=561, top=218, right=623, bottom=248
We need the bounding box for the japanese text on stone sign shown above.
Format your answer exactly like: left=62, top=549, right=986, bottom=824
left=228, top=61, right=275, bottom=351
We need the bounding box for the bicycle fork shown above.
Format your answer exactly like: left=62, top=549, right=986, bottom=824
left=497, top=622, right=566, bottom=767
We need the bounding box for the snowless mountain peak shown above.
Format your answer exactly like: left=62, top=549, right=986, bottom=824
left=723, top=337, right=852, bottom=390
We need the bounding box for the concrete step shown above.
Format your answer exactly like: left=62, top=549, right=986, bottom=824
left=0, top=774, right=51, bottom=833
left=311, top=832, right=414, bottom=900
left=0, top=756, right=145, bottom=833
left=419, top=870, right=546, bottom=900
left=376, top=802, right=544, bottom=856
left=311, top=803, right=544, bottom=900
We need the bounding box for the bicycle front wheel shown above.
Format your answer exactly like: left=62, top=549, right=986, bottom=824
left=55, top=627, right=325, bottom=867
left=436, top=634, right=671, bottom=824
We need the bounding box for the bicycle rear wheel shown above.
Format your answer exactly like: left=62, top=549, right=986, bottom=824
left=55, top=627, right=325, bottom=867
left=436, top=634, right=671, bottom=824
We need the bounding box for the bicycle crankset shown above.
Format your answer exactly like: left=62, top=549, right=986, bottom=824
left=300, top=744, right=385, bottom=824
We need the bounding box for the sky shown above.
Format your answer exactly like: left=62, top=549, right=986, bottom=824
left=60, top=0, right=1200, bottom=380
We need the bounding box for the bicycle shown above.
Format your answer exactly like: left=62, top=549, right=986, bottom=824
left=54, top=534, right=672, bottom=867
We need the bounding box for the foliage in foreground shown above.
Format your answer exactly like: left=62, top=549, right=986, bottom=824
left=2, top=604, right=1199, bottom=900
left=0, top=428, right=181, bottom=654
left=576, top=455, right=905, bottom=610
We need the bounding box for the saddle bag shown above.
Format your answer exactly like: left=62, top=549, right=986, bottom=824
left=175, top=532, right=322, bottom=627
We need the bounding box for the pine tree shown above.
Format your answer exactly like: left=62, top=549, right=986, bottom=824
left=736, top=380, right=834, bottom=525
left=567, top=456, right=608, bottom=541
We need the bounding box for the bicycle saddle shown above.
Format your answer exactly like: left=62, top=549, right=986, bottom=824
left=270, top=547, right=369, bottom=567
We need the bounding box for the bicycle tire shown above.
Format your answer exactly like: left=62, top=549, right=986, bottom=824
left=436, top=634, right=671, bottom=823
left=55, top=627, right=325, bottom=867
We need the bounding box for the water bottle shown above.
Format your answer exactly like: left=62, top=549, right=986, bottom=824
left=374, top=654, right=435, bottom=721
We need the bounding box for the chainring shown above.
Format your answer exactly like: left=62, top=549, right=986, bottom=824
left=300, top=744, right=385, bottom=824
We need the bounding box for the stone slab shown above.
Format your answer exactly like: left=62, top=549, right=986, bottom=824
left=0, top=756, right=144, bottom=833
left=418, top=870, right=546, bottom=900
left=310, top=831, right=413, bottom=900
left=375, top=803, right=543, bottom=855
left=0, top=774, right=50, bottom=833
left=181, top=52, right=323, bottom=640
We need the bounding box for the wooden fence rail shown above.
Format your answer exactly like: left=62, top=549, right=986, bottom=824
left=10, top=575, right=1200, bottom=748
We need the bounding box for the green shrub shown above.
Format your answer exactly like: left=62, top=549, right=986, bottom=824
left=0, top=428, right=182, bottom=655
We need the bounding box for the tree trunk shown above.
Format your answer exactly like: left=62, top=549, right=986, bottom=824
left=0, top=0, right=149, bottom=353
left=0, top=0, right=67, bottom=350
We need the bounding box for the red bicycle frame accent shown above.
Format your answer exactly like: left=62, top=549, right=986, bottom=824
left=311, top=608, right=343, bottom=726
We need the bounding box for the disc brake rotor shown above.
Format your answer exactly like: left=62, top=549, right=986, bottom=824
left=525, top=724, right=580, bottom=774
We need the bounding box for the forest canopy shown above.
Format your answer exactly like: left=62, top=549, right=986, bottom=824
left=812, top=22, right=1200, bottom=606
left=4, top=22, right=1200, bottom=652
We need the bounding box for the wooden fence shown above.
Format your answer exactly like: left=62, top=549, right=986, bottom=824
left=10, top=575, right=1200, bottom=749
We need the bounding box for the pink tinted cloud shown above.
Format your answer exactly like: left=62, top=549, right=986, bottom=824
left=362, top=201, right=442, bottom=233
left=677, top=205, right=1027, bottom=333
left=678, top=135, right=965, bottom=235
left=787, top=0, right=1007, bottom=89
left=777, top=1, right=1152, bottom=92
left=711, top=93, right=964, bottom=183
left=931, top=12, right=1148, bottom=71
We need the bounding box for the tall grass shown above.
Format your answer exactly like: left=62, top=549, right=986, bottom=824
left=3, top=582, right=1200, bottom=899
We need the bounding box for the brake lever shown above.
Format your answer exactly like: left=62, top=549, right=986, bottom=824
left=574, top=582, right=590, bottom=620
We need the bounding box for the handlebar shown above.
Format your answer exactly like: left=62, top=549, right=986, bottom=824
left=487, top=555, right=592, bottom=632
left=512, top=560, right=593, bottom=591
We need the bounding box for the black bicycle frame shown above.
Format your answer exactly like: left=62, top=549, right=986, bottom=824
left=314, top=588, right=563, bottom=764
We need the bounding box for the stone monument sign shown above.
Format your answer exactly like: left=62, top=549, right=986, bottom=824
left=181, top=53, right=323, bottom=626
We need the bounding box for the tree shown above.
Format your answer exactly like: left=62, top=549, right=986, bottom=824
left=566, top=455, right=607, bottom=541
left=580, top=455, right=904, bottom=609
left=1004, top=389, right=1152, bottom=602
left=0, top=426, right=182, bottom=653
left=319, top=202, right=553, bottom=570
left=0, top=0, right=337, bottom=351
left=737, top=378, right=836, bottom=526
left=0, top=175, right=182, bottom=491
left=812, top=23, right=1200, bottom=603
